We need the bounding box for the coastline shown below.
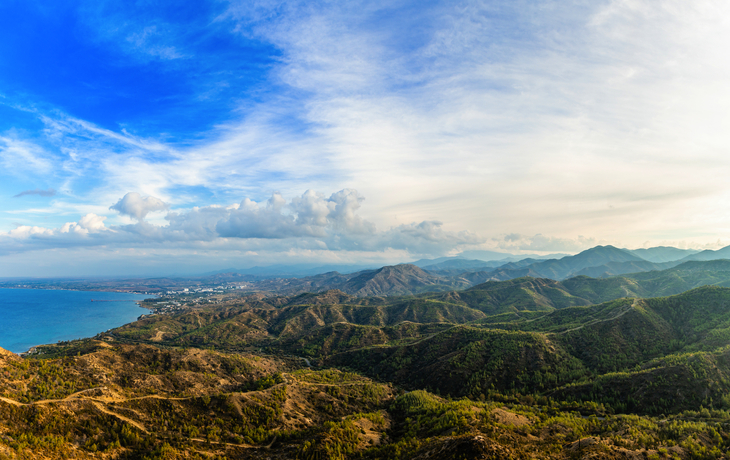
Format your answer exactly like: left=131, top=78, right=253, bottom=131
left=0, top=285, right=154, bottom=295
left=20, top=346, right=37, bottom=357
left=0, top=288, right=154, bottom=355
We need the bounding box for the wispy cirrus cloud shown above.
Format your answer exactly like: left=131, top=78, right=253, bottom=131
left=2, top=0, right=730, bottom=275
left=0, top=136, right=56, bottom=176
left=216, top=0, right=730, bottom=240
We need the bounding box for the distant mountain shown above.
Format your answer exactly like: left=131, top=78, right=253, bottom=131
left=525, top=245, right=644, bottom=280
left=622, top=259, right=730, bottom=296
left=202, top=272, right=261, bottom=282
left=624, top=246, right=700, bottom=263
left=458, top=267, right=544, bottom=285
left=245, top=248, right=730, bottom=295
left=545, top=259, right=730, bottom=301
left=441, top=246, right=645, bottom=284
left=341, top=264, right=466, bottom=296
left=416, top=258, right=502, bottom=271
left=191, top=246, right=710, bottom=286
left=572, top=260, right=678, bottom=278
left=459, top=246, right=713, bottom=283
left=252, top=271, right=351, bottom=294
left=253, top=264, right=469, bottom=297
left=449, top=249, right=516, bottom=261
left=678, top=244, right=730, bottom=262
left=492, top=258, right=541, bottom=270
left=456, top=249, right=570, bottom=261
left=199, top=263, right=379, bottom=278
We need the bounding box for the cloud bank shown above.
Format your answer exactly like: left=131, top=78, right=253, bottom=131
left=0, top=189, right=485, bottom=262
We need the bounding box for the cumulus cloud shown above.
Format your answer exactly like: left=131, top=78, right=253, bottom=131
left=59, top=214, right=108, bottom=235
left=0, top=189, right=486, bottom=259
left=216, top=189, right=376, bottom=239
left=216, top=193, right=313, bottom=239
left=0, top=214, right=110, bottom=255
left=7, top=225, right=55, bottom=239
left=110, top=192, right=169, bottom=220
left=326, top=189, right=375, bottom=234
left=164, top=206, right=230, bottom=241
left=13, top=188, right=56, bottom=198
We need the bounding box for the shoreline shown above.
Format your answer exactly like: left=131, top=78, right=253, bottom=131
left=16, top=306, right=152, bottom=356
left=20, top=346, right=37, bottom=357
left=0, top=289, right=155, bottom=356
left=0, top=286, right=154, bottom=295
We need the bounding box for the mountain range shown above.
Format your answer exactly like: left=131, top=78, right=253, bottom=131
left=231, top=244, right=729, bottom=297
left=1, top=244, right=727, bottom=298
left=5, top=249, right=730, bottom=458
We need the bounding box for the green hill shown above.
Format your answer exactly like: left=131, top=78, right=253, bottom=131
left=525, top=245, right=645, bottom=279
left=623, top=259, right=730, bottom=296
left=325, top=326, right=589, bottom=398
left=626, top=246, right=700, bottom=263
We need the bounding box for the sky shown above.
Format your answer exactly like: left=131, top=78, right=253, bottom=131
left=1, top=0, right=729, bottom=277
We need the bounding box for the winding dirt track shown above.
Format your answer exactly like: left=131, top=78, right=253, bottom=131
left=0, top=396, right=21, bottom=407
left=0, top=386, right=193, bottom=436
left=90, top=401, right=149, bottom=433
left=0, top=387, right=108, bottom=406
left=0, top=383, right=287, bottom=449
left=0, top=386, right=196, bottom=407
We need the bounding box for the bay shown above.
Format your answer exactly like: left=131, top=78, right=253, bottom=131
left=0, top=288, right=150, bottom=354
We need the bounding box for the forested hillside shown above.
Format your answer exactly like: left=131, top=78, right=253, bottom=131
left=4, top=272, right=730, bottom=458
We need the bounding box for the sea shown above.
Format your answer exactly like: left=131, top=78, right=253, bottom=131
left=0, top=288, right=150, bottom=354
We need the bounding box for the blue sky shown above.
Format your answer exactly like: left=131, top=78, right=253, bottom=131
left=1, top=0, right=730, bottom=276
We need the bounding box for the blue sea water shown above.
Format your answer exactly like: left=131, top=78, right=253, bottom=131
left=0, top=288, right=150, bottom=354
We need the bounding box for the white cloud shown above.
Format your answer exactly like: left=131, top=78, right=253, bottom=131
left=0, top=189, right=486, bottom=260
left=8, top=225, right=55, bottom=239
left=125, top=25, right=187, bottom=60
left=216, top=193, right=312, bottom=239
left=216, top=189, right=377, bottom=239
left=326, top=189, right=374, bottom=234
left=110, top=192, right=169, bottom=221
left=78, top=213, right=108, bottom=232
left=0, top=136, right=55, bottom=175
